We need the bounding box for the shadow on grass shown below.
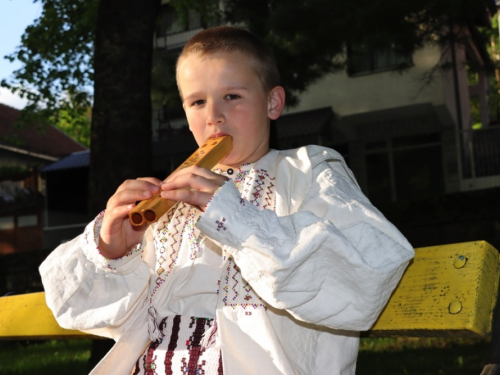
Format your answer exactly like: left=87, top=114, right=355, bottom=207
left=357, top=338, right=491, bottom=375
left=0, top=340, right=93, bottom=375
left=0, top=337, right=492, bottom=374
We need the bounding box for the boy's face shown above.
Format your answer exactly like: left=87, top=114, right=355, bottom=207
left=177, top=51, right=284, bottom=168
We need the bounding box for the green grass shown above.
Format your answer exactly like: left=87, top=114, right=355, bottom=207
left=357, top=337, right=491, bottom=374
left=0, top=337, right=492, bottom=374
left=0, top=340, right=92, bottom=375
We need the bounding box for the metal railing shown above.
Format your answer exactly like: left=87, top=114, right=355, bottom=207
left=459, top=126, right=500, bottom=191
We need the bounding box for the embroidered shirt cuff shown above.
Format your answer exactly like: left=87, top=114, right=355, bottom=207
left=80, top=211, right=145, bottom=273
left=197, top=180, right=275, bottom=256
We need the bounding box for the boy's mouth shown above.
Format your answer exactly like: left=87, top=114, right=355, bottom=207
left=209, top=132, right=229, bottom=139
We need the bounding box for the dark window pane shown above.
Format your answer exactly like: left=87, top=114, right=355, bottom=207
left=156, top=6, right=202, bottom=36
left=166, top=7, right=186, bottom=35
left=349, top=45, right=412, bottom=75
left=373, top=48, right=411, bottom=70
left=333, top=143, right=349, bottom=155
left=366, top=153, right=391, bottom=203
left=349, top=46, right=372, bottom=75
left=393, top=146, right=443, bottom=200
left=392, top=133, right=440, bottom=148
left=471, top=129, right=500, bottom=177
left=365, top=140, right=387, bottom=152
left=188, top=11, right=202, bottom=30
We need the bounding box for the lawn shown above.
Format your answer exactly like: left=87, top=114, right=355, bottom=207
left=0, top=336, right=492, bottom=374
left=357, top=337, right=491, bottom=374
left=0, top=340, right=92, bottom=375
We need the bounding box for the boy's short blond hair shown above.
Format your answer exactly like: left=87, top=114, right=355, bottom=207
left=177, top=26, right=280, bottom=94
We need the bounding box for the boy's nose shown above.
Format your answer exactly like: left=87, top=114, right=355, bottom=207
left=206, top=102, right=225, bottom=125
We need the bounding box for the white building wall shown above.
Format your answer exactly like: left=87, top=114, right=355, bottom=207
left=283, top=44, right=447, bottom=117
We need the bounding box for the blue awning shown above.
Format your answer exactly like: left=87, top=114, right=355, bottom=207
left=41, top=150, right=90, bottom=172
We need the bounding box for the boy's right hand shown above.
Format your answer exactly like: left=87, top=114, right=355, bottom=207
left=98, top=177, right=162, bottom=259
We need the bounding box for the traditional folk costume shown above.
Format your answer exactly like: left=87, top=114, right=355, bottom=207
left=40, top=145, right=414, bottom=375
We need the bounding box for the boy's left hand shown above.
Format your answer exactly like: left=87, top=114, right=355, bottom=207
left=160, top=165, right=228, bottom=209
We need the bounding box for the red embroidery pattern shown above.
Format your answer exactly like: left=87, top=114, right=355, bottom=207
left=151, top=203, right=198, bottom=304
left=133, top=316, right=221, bottom=375
left=250, top=174, right=265, bottom=207
left=263, top=180, right=275, bottom=210
left=222, top=257, right=266, bottom=310
left=186, top=208, right=204, bottom=260
left=231, top=263, right=239, bottom=301
left=215, top=164, right=276, bottom=211
left=218, top=352, right=223, bottom=375
left=164, top=315, right=181, bottom=375
left=87, top=211, right=144, bottom=270
left=155, top=208, right=177, bottom=276
left=181, top=318, right=209, bottom=374
left=143, top=339, right=161, bottom=375
left=234, top=169, right=276, bottom=210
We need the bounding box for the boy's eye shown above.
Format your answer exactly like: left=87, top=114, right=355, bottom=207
left=192, top=100, right=206, bottom=106
left=224, top=94, right=240, bottom=100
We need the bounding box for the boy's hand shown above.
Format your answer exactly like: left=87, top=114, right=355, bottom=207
left=99, top=177, right=162, bottom=259
left=160, top=165, right=228, bottom=209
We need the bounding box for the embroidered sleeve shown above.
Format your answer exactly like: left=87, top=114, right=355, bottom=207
left=197, top=180, right=270, bottom=250
left=80, top=211, right=146, bottom=273
left=202, top=179, right=229, bottom=213
left=197, top=164, right=414, bottom=331
left=40, top=213, right=152, bottom=333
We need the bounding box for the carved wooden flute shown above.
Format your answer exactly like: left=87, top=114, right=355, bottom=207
left=129, top=135, right=233, bottom=226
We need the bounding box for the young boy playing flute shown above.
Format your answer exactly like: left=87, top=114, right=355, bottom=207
left=40, top=26, right=414, bottom=375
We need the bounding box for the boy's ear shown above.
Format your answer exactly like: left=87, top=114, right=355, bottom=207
left=268, top=86, right=286, bottom=120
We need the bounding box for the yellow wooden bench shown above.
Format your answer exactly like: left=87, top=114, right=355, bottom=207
left=1, top=241, right=499, bottom=370
left=369, top=240, right=499, bottom=338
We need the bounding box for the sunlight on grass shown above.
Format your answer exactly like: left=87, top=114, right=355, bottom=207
left=0, top=340, right=92, bottom=375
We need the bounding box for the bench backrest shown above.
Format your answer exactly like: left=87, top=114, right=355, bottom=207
left=368, top=240, right=499, bottom=338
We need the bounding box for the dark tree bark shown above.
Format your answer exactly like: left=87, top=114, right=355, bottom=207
left=89, top=0, right=162, bottom=214
left=88, top=0, right=162, bottom=363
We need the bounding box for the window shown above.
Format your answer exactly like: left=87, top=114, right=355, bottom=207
left=0, top=217, right=14, bottom=230
left=366, top=153, right=391, bottom=202
left=348, top=44, right=412, bottom=76
left=156, top=5, right=203, bottom=37
left=333, top=143, right=350, bottom=167
left=18, top=214, right=38, bottom=228
left=365, top=134, right=443, bottom=203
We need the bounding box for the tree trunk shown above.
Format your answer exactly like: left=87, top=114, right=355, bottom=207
left=89, top=0, right=162, bottom=215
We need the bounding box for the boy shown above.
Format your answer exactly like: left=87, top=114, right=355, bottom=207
left=40, top=26, right=414, bottom=374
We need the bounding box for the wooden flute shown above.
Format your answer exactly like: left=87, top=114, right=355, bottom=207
left=129, top=135, right=233, bottom=226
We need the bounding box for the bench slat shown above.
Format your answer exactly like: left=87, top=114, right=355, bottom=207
left=367, top=241, right=499, bottom=337
left=0, top=292, right=91, bottom=340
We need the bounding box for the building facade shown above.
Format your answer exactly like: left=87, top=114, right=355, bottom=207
left=152, top=2, right=500, bottom=204
left=148, top=1, right=500, bottom=250
left=0, top=103, right=86, bottom=254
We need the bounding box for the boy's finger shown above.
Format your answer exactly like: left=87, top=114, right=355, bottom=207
left=101, top=205, right=134, bottom=228
left=165, top=165, right=222, bottom=183
left=163, top=166, right=227, bottom=189
left=107, top=188, right=156, bottom=210
left=117, top=178, right=162, bottom=193
left=160, top=189, right=212, bottom=208
left=161, top=174, right=225, bottom=194
left=137, top=177, right=163, bottom=185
